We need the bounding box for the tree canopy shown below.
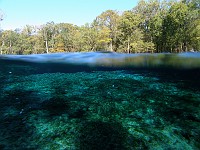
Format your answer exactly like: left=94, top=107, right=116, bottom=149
left=0, top=0, right=199, bottom=54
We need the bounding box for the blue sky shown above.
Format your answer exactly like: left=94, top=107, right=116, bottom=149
left=0, top=0, right=139, bottom=30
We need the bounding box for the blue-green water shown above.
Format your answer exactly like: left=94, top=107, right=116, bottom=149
left=0, top=52, right=200, bottom=150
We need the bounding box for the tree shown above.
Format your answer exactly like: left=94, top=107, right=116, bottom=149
left=91, top=20, right=111, bottom=50
left=133, top=0, right=160, bottom=41
left=132, top=0, right=164, bottom=52
left=0, top=30, right=4, bottom=55
left=78, top=23, right=98, bottom=51
left=0, top=10, right=4, bottom=54
left=38, top=21, right=56, bottom=53
left=55, top=23, right=78, bottom=52
left=0, top=30, right=18, bottom=54
left=183, top=0, right=200, bottom=51
left=13, top=25, right=36, bottom=54
left=118, top=11, right=144, bottom=53
left=148, top=0, right=171, bottom=52
left=162, top=2, right=192, bottom=52
left=0, top=0, right=199, bottom=54
left=94, top=10, right=120, bottom=51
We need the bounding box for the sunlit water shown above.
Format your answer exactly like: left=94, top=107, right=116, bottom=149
left=0, top=52, right=200, bottom=150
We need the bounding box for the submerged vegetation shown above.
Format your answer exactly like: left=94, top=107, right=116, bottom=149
left=0, top=65, right=200, bottom=149
left=0, top=0, right=200, bottom=54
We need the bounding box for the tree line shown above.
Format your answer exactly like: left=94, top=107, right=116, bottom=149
left=0, top=0, right=199, bottom=55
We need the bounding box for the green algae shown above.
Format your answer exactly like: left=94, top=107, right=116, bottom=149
left=0, top=70, right=200, bottom=150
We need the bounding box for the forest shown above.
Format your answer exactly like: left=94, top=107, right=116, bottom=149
left=0, top=0, right=199, bottom=55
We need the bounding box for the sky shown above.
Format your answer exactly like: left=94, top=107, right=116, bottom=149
left=0, top=0, right=139, bottom=30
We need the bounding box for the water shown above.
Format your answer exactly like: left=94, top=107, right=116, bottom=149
left=0, top=52, right=200, bottom=150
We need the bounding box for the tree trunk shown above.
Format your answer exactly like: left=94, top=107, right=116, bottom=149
left=110, top=40, right=113, bottom=52
left=51, top=34, right=56, bottom=50
left=127, top=37, right=130, bottom=53
left=9, top=40, right=12, bottom=54
left=183, top=42, right=187, bottom=52
left=0, top=40, right=4, bottom=55
left=43, top=29, right=49, bottom=53
left=180, top=43, right=183, bottom=53
left=45, top=40, right=49, bottom=53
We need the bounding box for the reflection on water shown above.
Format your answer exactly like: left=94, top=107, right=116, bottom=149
left=0, top=52, right=200, bottom=149
left=1, top=52, right=200, bottom=69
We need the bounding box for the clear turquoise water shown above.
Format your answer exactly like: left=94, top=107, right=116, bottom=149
left=0, top=52, right=200, bottom=150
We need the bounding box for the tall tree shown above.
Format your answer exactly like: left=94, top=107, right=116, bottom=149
left=133, top=0, right=160, bottom=41
left=38, top=21, right=56, bottom=53
left=0, top=10, right=4, bottom=54
left=94, top=10, right=120, bottom=51
left=0, top=30, right=4, bottom=55
left=183, top=0, right=200, bottom=51
left=148, top=0, right=170, bottom=52
left=132, top=0, right=164, bottom=52
left=1, top=30, right=18, bottom=54
left=55, top=23, right=78, bottom=52
left=162, top=2, right=191, bottom=52
left=16, top=25, right=37, bottom=54
left=79, top=23, right=98, bottom=51
left=118, top=11, right=144, bottom=53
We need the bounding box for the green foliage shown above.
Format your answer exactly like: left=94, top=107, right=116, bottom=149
left=94, top=10, right=120, bottom=51
left=54, top=23, right=78, bottom=52
left=118, top=11, right=143, bottom=53
left=0, top=0, right=199, bottom=54
left=161, top=1, right=200, bottom=52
